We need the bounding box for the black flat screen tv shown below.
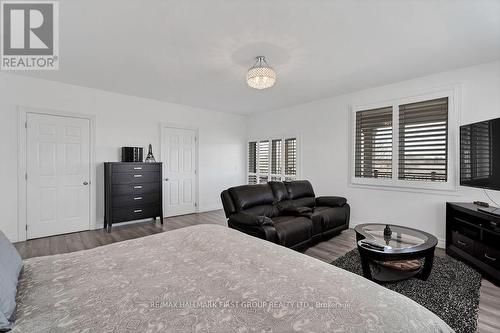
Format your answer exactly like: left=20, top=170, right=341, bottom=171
left=460, top=117, right=500, bottom=191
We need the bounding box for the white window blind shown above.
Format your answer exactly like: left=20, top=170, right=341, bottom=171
left=258, top=140, right=270, bottom=183
left=271, top=139, right=282, bottom=181
left=248, top=137, right=297, bottom=184
left=398, top=97, right=448, bottom=182
left=284, top=138, right=297, bottom=181
left=355, top=107, right=393, bottom=179
left=248, top=141, right=257, bottom=184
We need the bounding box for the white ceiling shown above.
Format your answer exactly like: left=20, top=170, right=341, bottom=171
left=16, top=0, right=500, bottom=114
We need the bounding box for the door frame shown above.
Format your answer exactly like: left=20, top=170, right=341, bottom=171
left=159, top=122, right=199, bottom=217
left=17, top=106, right=96, bottom=242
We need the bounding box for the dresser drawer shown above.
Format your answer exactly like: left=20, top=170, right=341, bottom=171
left=112, top=171, right=160, bottom=184
left=112, top=205, right=161, bottom=223
left=451, top=231, right=475, bottom=255
left=475, top=243, right=500, bottom=269
left=112, top=163, right=161, bottom=173
left=112, top=183, right=160, bottom=196
left=112, top=192, right=160, bottom=208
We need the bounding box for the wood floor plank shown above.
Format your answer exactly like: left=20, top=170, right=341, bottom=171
left=13, top=209, right=500, bottom=332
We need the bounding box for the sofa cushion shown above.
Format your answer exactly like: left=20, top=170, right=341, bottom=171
left=0, top=230, right=23, bottom=331
left=312, top=206, right=348, bottom=231
left=229, top=184, right=275, bottom=211
left=228, top=212, right=274, bottom=227
left=268, top=181, right=289, bottom=202
left=284, top=180, right=315, bottom=199
left=272, top=216, right=313, bottom=248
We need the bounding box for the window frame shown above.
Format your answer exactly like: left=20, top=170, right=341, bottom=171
left=247, top=135, right=300, bottom=184
left=349, top=88, right=460, bottom=193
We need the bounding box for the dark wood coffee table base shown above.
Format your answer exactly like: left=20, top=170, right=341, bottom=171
left=358, top=248, right=435, bottom=282
left=355, top=224, right=438, bottom=282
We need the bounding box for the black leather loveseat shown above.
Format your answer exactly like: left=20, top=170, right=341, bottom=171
left=220, top=180, right=350, bottom=250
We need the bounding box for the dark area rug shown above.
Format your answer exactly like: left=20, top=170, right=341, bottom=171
left=332, top=249, right=481, bottom=333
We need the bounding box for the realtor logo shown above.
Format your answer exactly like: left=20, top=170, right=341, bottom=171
left=1, top=1, right=59, bottom=70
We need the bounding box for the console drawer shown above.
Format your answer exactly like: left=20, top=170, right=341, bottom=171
left=112, top=182, right=160, bottom=196
left=475, top=243, right=500, bottom=269
left=112, top=171, right=160, bottom=184
left=112, top=163, right=161, bottom=173
left=451, top=231, right=475, bottom=255
left=112, top=205, right=161, bottom=223
left=112, top=192, right=160, bottom=208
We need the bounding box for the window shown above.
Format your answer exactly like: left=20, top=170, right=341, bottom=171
left=355, top=106, right=393, bottom=179
left=248, top=137, right=297, bottom=184
left=352, top=94, right=453, bottom=190
left=398, top=98, right=448, bottom=182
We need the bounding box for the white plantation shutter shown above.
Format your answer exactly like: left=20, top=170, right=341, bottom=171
left=271, top=139, right=282, bottom=181
left=284, top=138, right=297, bottom=180
left=247, top=137, right=298, bottom=184
left=248, top=141, right=257, bottom=184
left=355, top=107, right=393, bottom=179
left=258, top=140, right=270, bottom=183
left=398, top=98, right=448, bottom=182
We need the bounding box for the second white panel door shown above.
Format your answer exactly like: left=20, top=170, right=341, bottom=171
left=162, top=127, right=197, bottom=217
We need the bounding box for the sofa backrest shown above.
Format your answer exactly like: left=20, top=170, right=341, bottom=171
left=220, top=180, right=316, bottom=218
left=284, top=180, right=316, bottom=208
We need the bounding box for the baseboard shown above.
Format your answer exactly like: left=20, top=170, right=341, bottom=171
left=198, top=204, right=222, bottom=213
left=437, top=238, right=446, bottom=249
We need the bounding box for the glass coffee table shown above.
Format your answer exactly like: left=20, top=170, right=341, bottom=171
left=354, top=224, right=438, bottom=282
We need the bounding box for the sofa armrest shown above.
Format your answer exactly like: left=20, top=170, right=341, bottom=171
left=228, top=212, right=274, bottom=227
left=315, top=196, right=347, bottom=208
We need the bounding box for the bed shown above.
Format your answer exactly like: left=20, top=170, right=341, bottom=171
left=12, top=224, right=453, bottom=332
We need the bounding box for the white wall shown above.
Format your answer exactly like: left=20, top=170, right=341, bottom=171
left=0, top=73, right=247, bottom=242
left=248, top=60, right=500, bottom=246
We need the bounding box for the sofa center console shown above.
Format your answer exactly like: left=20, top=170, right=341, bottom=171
left=446, top=202, right=500, bottom=285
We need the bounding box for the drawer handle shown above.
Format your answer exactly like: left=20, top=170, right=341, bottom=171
left=484, top=254, right=497, bottom=261
left=134, top=197, right=143, bottom=200
left=457, top=240, right=468, bottom=246
left=134, top=174, right=143, bottom=178
left=133, top=167, right=143, bottom=170
left=134, top=209, right=143, bottom=213
left=133, top=186, right=143, bottom=189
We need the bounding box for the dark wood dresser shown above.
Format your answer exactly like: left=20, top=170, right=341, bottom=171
left=446, top=202, right=500, bottom=285
left=104, top=162, right=163, bottom=231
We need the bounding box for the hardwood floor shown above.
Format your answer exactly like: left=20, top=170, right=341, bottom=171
left=14, top=210, right=499, bottom=332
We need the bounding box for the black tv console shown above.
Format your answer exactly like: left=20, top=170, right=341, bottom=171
left=446, top=202, right=500, bottom=285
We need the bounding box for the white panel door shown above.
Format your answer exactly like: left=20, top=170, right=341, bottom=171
left=26, top=113, right=91, bottom=239
left=162, top=127, right=197, bottom=217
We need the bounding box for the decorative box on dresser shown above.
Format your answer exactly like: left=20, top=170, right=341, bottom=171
left=104, top=162, right=163, bottom=231
left=446, top=202, right=500, bottom=285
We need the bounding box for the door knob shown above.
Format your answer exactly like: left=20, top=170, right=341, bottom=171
left=83, top=181, right=89, bottom=185
left=164, top=178, right=169, bottom=181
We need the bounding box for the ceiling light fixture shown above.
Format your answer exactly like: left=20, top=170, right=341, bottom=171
left=246, top=56, right=276, bottom=90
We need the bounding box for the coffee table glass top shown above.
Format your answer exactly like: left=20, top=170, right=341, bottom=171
left=358, top=224, right=428, bottom=250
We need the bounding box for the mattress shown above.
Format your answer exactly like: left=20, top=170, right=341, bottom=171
left=13, top=224, right=453, bottom=332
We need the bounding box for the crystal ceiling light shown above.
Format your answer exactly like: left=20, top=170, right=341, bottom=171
left=246, top=56, right=276, bottom=90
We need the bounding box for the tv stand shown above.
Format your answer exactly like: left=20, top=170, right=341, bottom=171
left=478, top=206, right=500, bottom=217
left=446, top=203, right=500, bottom=285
